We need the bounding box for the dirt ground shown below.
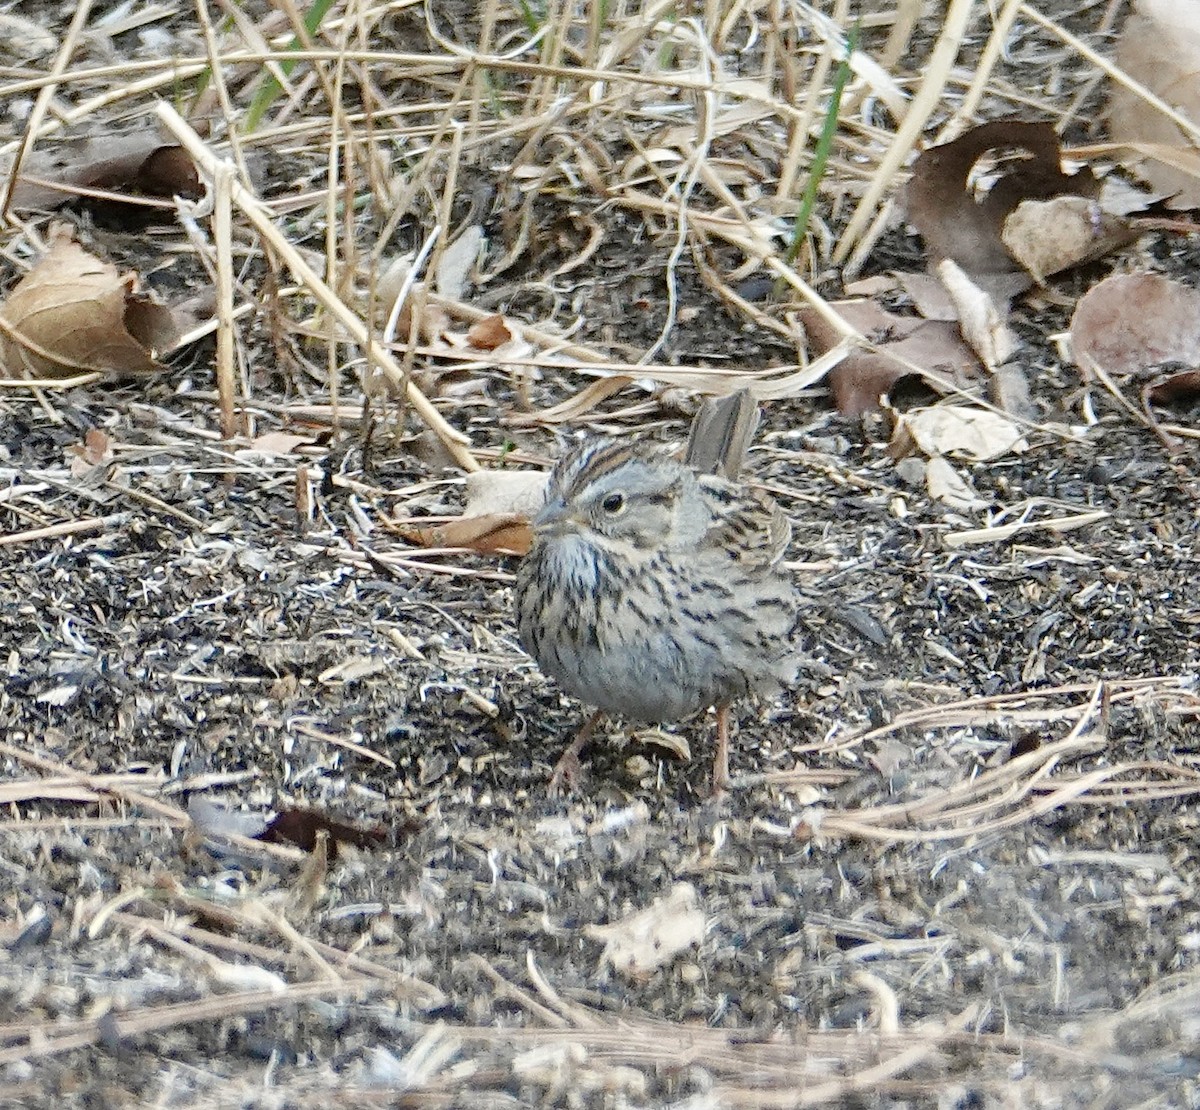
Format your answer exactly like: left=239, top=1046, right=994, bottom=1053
left=2, top=1, right=1200, bottom=1107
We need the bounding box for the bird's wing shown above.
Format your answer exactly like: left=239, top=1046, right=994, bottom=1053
left=698, top=476, right=791, bottom=567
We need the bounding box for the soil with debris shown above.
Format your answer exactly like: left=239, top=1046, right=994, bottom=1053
left=2, top=2, right=1200, bottom=1108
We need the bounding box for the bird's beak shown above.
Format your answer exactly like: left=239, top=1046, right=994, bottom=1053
left=533, top=495, right=574, bottom=533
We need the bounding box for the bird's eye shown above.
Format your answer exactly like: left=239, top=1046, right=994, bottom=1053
left=601, top=492, right=625, bottom=514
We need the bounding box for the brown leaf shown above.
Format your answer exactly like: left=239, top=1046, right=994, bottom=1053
left=135, top=146, right=203, bottom=199
left=895, top=271, right=959, bottom=321
left=828, top=356, right=920, bottom=416
left=1001, top=196, right=1136, bottom=284
left=260, top=806, right=390, bottom=860
left=82, top=427, right=111, bottom=465
left=399, top=513, right=533, bottom=555
left=1147, top=368, right=1200, bottom=404
left=0, top=228, right=176, bottom=379
left=466, top=313, right=512, bottom=351
left=8, top=136, right=200, bottom=214
left=395, top=470, right=546, bottom=556
left=1070, top=272, right=1200, bottom=377
left=906, top=119, right=1099, bottom=302
left=801, top=301, right=980, bottom=416
left=67, top=427, right=114, bottom=476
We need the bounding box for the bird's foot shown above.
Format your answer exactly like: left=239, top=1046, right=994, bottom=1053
left=548, top=749, right=585, bottom=797
left=547, top=710, right=604, bottom=797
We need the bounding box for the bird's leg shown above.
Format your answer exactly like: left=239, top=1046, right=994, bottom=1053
left=711, top=704, right=732, bottom=797
left=549, top=709, right=605, bottom=796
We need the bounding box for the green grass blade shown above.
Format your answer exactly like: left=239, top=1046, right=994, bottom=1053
left=244, top=0, right=338, bottom=132
left=781, top=21, right=859, bottom=273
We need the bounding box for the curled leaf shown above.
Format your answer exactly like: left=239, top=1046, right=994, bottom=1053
left=398, top=514, right=533, bottom=555
left=1147, top=368, right=1200, bottom=404
left=907, top=119, right=1100, bottom=302
left=0, top=228, right=176, bottom=379
left=895, top=405, right=1028, bottom=462
left=936, top=259, right=1016, bottom=372
left=261, top=806, right=390, bottom=859
left=466, top=313, right=513, bottom=351
left=7, top=137, right=200, bottom=209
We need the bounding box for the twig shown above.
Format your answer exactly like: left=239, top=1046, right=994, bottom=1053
left=0, top=514, right=128, bottom=548
left=154, top=102, right=480, bottom=473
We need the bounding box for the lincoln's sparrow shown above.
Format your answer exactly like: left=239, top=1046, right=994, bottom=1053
left=514, top=391, right=798, bottom=795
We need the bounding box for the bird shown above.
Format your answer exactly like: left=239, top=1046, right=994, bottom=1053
left=514, top=390, right=798, bottom=796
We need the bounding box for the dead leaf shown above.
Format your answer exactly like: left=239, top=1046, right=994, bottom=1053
left=187, top=796, right=270, bottom=840
left=1147, top=368, right=1200, bottom=404
left=67, top=427, right=114, bottom=477
left=243, top=431, right=319, bottom=457
left=906, top=119, right=1100, bottom=303
left=634, top=728, right=691, bottom=762
left=466, top=314, right=513, bottom=351
left=1109, top=0, right=1200, bottom=209
left=260, top=806, right=391, bottom=860
left=372, top=254, right=453, bottom=352
left=895, top=272, right=959, bottom=321
left=83, top=427, right=111, bottom=463
left=464, top=469, right=548, bottom=517
left=925, top=455, right=990, bottom=511
left=506, top=375, right=637, bottom=426
left=1001, top=195, right=1135, bottom=285
left=843, top=275, right=898, bottom=298
left=585, top=883, right=705, bottom=979
left=394, top=468, right=545, bottom=555
left=801, top=301, right=980, bottom=416
left=7, top=136, right=200, bottom=214
left=936, top=259, right=1016, bottom=371
left=1099, top=174, right=1172, bottom=217
left=0, top=227, right=176, bottom=379
left=991, top=364, right=1038, bottom=422
left=398, top=514, right=532, bottom=555
left=896, top=405, right=1028, bottom=462
left=865, top=737, right=911, bottom=778
left=435, top=225, right=484, bottom=300
left=169, top=289, right=219, bottom=343
left=1070, top=272, right=1200, bottom=375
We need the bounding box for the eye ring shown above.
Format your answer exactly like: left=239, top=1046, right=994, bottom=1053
left=601, top=492, right=625, bottom=514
